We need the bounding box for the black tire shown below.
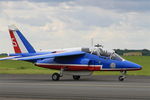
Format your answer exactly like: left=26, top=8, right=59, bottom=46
left=73, top=75, right=80, bottom=80
left=52, top=73, right=60, bottom=81
left=119, top=76, right=124, bottom=81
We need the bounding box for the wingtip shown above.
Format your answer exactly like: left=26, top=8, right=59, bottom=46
left=8, top=25, right=19, bottom=30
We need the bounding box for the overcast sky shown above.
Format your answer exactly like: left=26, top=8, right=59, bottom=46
left=0, top=0, right=150, bottom=53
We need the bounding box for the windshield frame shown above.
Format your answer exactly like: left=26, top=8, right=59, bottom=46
left=110, top=53, right=124, bottom=61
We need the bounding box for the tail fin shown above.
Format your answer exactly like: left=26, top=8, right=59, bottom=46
left=8, top=25, right=36, bottom=53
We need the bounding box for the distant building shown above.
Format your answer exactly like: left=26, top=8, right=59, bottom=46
left=123, top=52, right=142, bottom=56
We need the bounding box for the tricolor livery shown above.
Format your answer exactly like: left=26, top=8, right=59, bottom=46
left=0, top=25, right=142, bottom=81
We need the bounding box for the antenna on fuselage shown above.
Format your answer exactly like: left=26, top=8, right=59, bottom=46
left=91, top=38, right=94, bottom=47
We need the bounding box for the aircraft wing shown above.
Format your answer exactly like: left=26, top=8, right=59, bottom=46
left=15, top=51, right=85, bottom=61
left=0, top=56, right=20, bottom=61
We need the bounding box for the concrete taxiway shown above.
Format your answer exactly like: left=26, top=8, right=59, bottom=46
left=0, top=74, right=150, bottom=100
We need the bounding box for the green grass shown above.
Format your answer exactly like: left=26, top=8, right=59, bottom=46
left=0, top=60, right=58, bottom=74
left=0, top=56, right=150, bottom=75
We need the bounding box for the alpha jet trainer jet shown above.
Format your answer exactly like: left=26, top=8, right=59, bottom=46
left=0, top=25, right=142, bottom=81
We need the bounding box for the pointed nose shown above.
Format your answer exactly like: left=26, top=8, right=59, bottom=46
left=123, top=61, right=142, bottom=70
left=133, top=64, right=142, bottom=70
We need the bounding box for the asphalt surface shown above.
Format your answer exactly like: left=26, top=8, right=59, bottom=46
left=0, top=74, right=150, bottom=100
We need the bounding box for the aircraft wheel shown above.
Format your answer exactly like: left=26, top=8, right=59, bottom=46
left=73, top=75, right=80, bottom=80
left=118, top=76, right=125, bottom=81
left=52, top=73, right=60, bottom=81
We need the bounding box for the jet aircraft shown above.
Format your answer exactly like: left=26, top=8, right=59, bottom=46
left=0, top=25, right=142, bottom=81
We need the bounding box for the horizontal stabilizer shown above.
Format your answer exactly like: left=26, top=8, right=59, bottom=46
left=0, top=56, right=20, bottom=61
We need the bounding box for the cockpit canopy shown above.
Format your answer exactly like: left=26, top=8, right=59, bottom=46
left=81, top=47, right=124, bottom=61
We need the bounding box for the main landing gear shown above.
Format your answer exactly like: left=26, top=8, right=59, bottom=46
left=73, top=75, right=80, bottom=80
left=51, top=68, right=81, bottom=81
left=52, top=68, right=64, bottom=81
left=118, top=71, right=127, bottom=81
left=52, top=73, right=60, bottom=81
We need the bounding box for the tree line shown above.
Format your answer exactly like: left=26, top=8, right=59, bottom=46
left=114, top=49, right=150, bottom=56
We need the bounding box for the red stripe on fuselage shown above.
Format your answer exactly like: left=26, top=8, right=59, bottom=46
left=9, top=30, right=21, bottom=53
left=35, top=64, right=101, bottom=71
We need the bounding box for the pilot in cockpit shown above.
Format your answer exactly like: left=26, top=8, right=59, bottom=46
left=81, top=44, right=124, bottom=61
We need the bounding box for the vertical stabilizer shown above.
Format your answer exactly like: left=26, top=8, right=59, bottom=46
left=8, top=25, right=36, bottom=53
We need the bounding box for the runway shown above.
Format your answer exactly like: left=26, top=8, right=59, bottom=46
left=0, top=74, right=150, bottom=100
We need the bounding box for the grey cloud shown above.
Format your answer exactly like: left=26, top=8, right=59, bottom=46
left=0, top=0, right=150, bottom=53
left=75, top=0, right=150, bottom=12
left=68, top=11, right=120, bottom=27
left=1, top=0, right=150, bottom=12
left=15, top=16, right=51, bottom=26
left=30, top=0, right=150, bottom=12
left=28, top=0, right=73, bottom=3
left=0, top=0, right=73, bottom=4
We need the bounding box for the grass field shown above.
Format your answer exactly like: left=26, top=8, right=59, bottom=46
left=0, top=56, right=149, bottom=75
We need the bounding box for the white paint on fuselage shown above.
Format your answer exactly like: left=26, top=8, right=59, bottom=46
left=63, top=71, right=93, bottom=76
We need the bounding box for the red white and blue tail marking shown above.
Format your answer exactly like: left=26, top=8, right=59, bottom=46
left=8, top=25, right=36, bottom=53
left=9, top=29, right=22, bottom=53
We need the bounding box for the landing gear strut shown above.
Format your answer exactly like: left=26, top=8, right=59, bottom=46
left=118, top=71, right=127, bottom=81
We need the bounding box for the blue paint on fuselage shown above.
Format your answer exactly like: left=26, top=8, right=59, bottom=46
left=9, top=50, right=142, bottom=70
left=35, top=52, right=142, bottom=70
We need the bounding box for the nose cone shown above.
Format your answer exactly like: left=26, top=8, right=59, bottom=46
left=123, top=60, right=142, bottom=70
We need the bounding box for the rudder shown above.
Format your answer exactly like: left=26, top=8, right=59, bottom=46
left=8, top=25, right=36, bottom=53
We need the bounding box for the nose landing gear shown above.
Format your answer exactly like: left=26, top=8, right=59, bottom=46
left=118, top=71, right=127, bottom=81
